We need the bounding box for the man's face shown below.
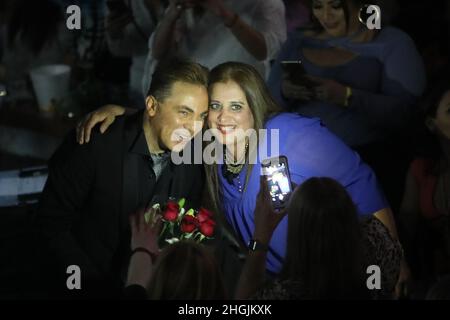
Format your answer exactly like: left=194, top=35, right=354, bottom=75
left=148, top=81, right=209, bottom=152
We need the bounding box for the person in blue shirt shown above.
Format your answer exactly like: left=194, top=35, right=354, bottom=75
left=267, top=0, right=426, bottom=214
left=268, top=0, right=425, bottom=147
left=205, top=61, right=400, bottom=274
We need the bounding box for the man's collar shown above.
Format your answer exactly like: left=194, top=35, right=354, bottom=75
left=126, top=110, right=192, bottom=168
left=130, top=129, right=151, bottom=157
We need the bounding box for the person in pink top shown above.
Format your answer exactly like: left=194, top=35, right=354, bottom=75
left=400, top=79, right=450, bottom=295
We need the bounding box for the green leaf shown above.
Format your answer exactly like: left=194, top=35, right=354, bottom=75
left=184, top=232, right=194, bottom=239
left=197, top=234, right=206, bottom=243
left=178, top=198, right=186, bottom=208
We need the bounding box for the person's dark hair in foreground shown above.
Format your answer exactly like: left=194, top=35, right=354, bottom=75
left=426, top=275, right=450, bottom=300
left=281, top=177, right=369, bottom=299
left=237, top=177, right=377, bottom=300
left=147, top=241, right=226, bottom=300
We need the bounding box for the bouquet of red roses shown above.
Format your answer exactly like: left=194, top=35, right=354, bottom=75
left=145, top=198, right=216, bottom=245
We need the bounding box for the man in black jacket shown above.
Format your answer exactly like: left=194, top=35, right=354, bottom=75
left=35, top=60, right=209, bottom=298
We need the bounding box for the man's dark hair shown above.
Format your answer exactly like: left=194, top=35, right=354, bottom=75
left=147, top=59, right=209, bottom=102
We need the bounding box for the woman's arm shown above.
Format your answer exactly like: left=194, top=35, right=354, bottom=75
left=398, top=167, right=421, bottom=241
left=347, top=31, right=426, bottom=129
left=372, top=165, right=422, bottom=299
left=373, top=208, right=399, bottom=241
left=235, top=177, right=287, bottom=299
left=76, top=104, right=133, bottom=144
left=126, top=209, right=162, bottom=288
left=151, top=1, right=185, bottom=59
left=200, top=0, right=286, bottom=61
left=235, top=250, right=268, bottom=300
left=105, top=6, right=146, bottom=57
left=348, top=87, right=418, bottom=129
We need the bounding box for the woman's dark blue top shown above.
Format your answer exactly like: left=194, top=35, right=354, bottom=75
left=219, top=113, right=388, bottom=273
left=268, top=27, right=426, bottom=147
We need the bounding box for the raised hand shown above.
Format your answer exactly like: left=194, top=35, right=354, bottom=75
left=200, top=0, right=236, bottom=25
left=130, top=207, right=162, bottom=257
left=253, top=176, right=288, bottom=245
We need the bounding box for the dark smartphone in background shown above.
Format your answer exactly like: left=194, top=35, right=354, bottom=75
left=261, top=156, right=293, bottom=211
left=281, top=60, right=318, bottom=90
left=281, top=60, right=307, bottom=84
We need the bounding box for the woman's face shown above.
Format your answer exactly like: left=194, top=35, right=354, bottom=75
left=207, top=81, right=255, bottom=147
left=431, top=90, right=450, bottom=140
left=312, top=0, right=354, bottom=37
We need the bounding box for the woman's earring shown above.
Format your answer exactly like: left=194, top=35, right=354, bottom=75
left=358, top=4, right=371, bottom=27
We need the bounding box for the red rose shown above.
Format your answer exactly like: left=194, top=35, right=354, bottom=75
left=199, top=219, right=216, bottom=237
left=166, top=201, right=179, bottom=212
left=197, top=207, right=213, bottom=223
left=181, top=215, right=198, bottom=233
left=162, top=201, right=179, bottom=222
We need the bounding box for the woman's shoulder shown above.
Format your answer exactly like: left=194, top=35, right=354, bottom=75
left=375, top=26, right=416, bottom=46
left=265, top=112, right=321, bottom=130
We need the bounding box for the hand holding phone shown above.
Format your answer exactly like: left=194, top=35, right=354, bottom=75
left=261, top=156, right=293, bottom=210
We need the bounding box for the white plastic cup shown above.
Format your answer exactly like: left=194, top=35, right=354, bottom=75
left=30, top=64, right=71, bottom=114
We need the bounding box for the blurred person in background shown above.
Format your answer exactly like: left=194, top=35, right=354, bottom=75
left=105, top=0, right=167, bottom=107
left=142, top=0, right=287, bottom=96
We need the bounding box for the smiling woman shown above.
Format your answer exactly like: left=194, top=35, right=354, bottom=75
left=208, top=81, right=255, bottom=161
left=203, top=62, right=402, bottom=281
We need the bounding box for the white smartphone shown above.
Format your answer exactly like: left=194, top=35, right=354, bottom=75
left=261, top=156, right=293, bottom=210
